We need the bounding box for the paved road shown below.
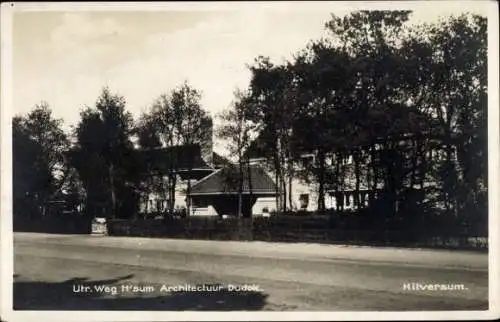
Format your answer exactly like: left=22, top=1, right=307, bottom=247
left=13, top=232, right=488, bottom=311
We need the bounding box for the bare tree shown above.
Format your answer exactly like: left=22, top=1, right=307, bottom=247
left=216, top=89, right=257, bottom=217
left=143, top=82, right=212, bottom=215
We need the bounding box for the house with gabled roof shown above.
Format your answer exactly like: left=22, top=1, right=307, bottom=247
left=136, top=135, right=279, bottom=217
left=189, top=164, right=278, bottom=217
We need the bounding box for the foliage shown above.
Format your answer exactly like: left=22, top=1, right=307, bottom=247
left=136, top=82, right=212, bottom=215
left=69, top=88, right=136, bottom=219
left=13, top=103, right=69, bottom=218
left=216, top=90, right=258, bottom=217
left=240, top=10, right=487, bottom=227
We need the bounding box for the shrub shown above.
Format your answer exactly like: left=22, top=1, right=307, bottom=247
left=105, top=209, right=487, bottom=250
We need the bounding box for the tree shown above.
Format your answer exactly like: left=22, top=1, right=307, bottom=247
left=321, top=10, right=435, bottom=220
left=403, top=14, right=487, bottom=223
left=134, top=112, right=163, bottom=215
left=244, top=11, right=420, bottom=214
left=303, top=10, right=486, bottom=229
left=136, top=113, right=162, bottom=150
left=240, top=10, right=486, bottom=229
left=60, top=167, right=85, bottom=213
left=217, top=89, right=257, bottom=217
left=13, top=103, right=69, bottom=218
left=291, top=42, right=355, bottom=212
left=69, top=88, right=135, bottom=219
left=143, top=82, right=212, bottom=215
left=170, top=82, right=213, bottom=216
left=247, top=57, right=299, bottom=212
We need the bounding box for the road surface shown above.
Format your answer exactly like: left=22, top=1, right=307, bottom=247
left=13, top=232, right=488, bottom=311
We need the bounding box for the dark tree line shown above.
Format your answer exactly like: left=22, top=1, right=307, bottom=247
left=13, top=103, right=69, bottom=218
left=220, top=11, right=487, bottom=229
left=13, top=11, right=487, bottom=234
left=14, top=83, right=211, bottom=221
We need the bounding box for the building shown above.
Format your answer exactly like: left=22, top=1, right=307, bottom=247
left=244, top=133, right=459, bottom=213
left=137, top=124, right=458, bottom=216
left=189, top=164, right=278, bottom=217
left=137, top=140, right=278, bottom=217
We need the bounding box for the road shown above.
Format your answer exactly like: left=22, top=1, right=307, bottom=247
left=13, top=232, right=488, bottom=311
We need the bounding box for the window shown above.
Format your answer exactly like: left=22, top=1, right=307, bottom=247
left=301, top=154, right=315, bottom=166
left=299, top=194, right=309, bottom=210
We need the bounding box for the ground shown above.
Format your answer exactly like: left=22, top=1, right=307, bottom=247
left=12, top=232, right=488, bottom=311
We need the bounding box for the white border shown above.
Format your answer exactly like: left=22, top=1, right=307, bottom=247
left=1, top=1, right=499, bottom=321
left=1, top=2, right=14, bottom=320
left=487, top=0, right=500, bottom=316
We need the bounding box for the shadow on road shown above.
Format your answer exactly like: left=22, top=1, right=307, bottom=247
left=13, top=274, right=269, bottom=311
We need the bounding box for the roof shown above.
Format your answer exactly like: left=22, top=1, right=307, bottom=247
left=190, top=164, right=278, bottom=196
left=136, top=144, right=212, bottom=173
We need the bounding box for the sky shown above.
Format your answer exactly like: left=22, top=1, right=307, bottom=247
left=10, top=1, right=491, bottom=156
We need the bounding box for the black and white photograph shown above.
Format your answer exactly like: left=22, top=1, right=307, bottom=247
left=1, top=1, right=499, bottom=321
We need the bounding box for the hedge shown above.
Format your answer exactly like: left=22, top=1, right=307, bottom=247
left=14, top=214, right=91, bottom=234
left=13, top=209, right=487, bottom=250
left=107, top=216, right=253, bottom=241
left=106, top=214, right=487, bottom=250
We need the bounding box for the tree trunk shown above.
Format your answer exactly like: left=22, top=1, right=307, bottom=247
left=278, top=142, right=287, bottom=212
left=281, top=173, right=287, bottom=212
left=335, top=152, right=341, bottom=211
left=186, top=178, right=191, bottom=216
left=238, top=158, right=244, bottom=217
left=386, top=142, right=398, bottom=219
left=169, top=172, right=177, bottom=214
left=354, top=149, right=361, bottom=210
left=445, top=142, right=457, bottom=216
left=274, top=169, right=280, bottom=213
left=317, top=150, right=326, bottom=212
left=288, top=169, right=293, bottom=210
left=247, top=159, right=253, bottom=217
left=370, top=144, right=378, bottom=205
left=420, top=139, right=427, bottom=191
left=109, top=163, right=116, bottom=219
left=366, top=147, right=372, bottom=207
left=273, top=153, right=282, bottom=213
left=409, top=138, right=417, bottom=189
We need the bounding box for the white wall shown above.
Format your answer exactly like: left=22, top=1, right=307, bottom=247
left=191, top=205, right=218, bottom=216
left=288, top=176, right=318, bottom=211
left=252, top=197, right=276, bottom=216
